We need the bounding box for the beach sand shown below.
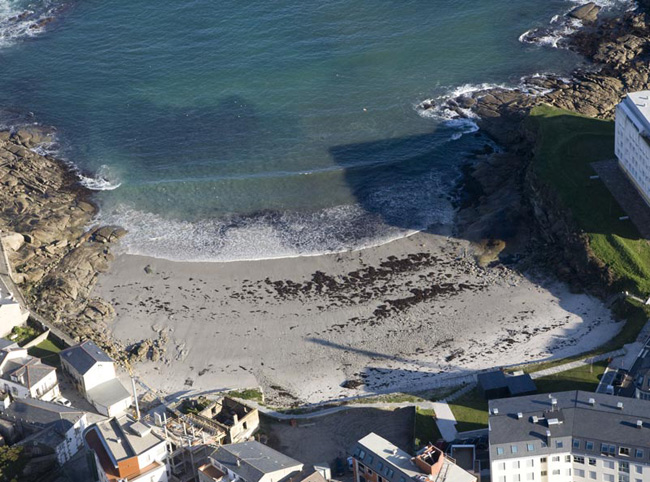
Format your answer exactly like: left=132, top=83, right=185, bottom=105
left=94, top=231, right=620, bottom=406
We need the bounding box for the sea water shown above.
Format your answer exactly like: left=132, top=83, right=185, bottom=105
left=0, top=0, right=631, bottom=260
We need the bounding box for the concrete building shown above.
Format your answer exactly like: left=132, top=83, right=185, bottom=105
left=0, top=346, right=59, bottom=400
left=201, top=440, right=304, bottom=482
left=351, top=433, right=476, bottom=482
left=489, top=390, right=650, bottom=482
left=59, top=340, right=132, bottom=417
left=0, top=277, right=28, bottom=338
left=85, top=415, right=169, bottom=482
left=0, top=397, right=88, bottom=465
left=615, top=91, right=650, bottom=207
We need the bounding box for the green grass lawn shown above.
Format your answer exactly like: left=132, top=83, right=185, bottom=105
left=534, top=360, right=608, bottom=394
left=27, top=338, right=63, bottom=367
left=448, top=388, right=488, bottom=433
left=414, top=407, right=442, bottom=449
left=228, top=388, right=264, bottom=403
left=530, top=105, right=650, bottom=297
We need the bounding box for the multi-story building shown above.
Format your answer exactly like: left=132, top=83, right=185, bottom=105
left=0, top=346, right=59, bottom=400
left=85, top=415, right=169, bottom=482
left=489, top=390, right=650, bottom=482
left=351, top=433, right=476, bottom=482
left=200, top=440, right=304, bottom=482
left=59, top=340, right=132, bottom=417
left=0, top=397, right=88, bottom=465
left=615, top=91, right=650, bottom=207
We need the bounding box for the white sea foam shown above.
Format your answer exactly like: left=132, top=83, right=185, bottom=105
left=99, top=203, right=452, bottom=263
left=519, top=0, right=633, bottom=49
left=0, top=0, right=58, bottom=48
left=78, top=164, right=122, bottom=191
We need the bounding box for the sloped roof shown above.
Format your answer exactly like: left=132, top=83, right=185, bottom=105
left=211, top=441, right=302, bottom=482
left=87, top=378, right=132, bottom=409
left=60, top=340, right=113, bottom=375
left=1, top=397, right=86, bottom=427
left=4, top=358, right=55, bottom=390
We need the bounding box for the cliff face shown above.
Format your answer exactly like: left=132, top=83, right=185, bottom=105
left=453, top=10, right=650, bottom=295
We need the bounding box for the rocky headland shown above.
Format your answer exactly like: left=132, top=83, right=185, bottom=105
left=0, top=128, right=135, bottom=361
left=433, top=5, right=650, bottom=296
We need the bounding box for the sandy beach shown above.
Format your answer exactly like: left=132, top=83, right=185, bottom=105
left=92, top=230, right=620, bottom=406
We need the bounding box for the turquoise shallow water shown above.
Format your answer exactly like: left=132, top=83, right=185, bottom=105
left=0, top=0, right=630, bottom=260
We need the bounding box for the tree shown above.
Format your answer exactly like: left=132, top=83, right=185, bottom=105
left=0, top=446, right=28, bottom=482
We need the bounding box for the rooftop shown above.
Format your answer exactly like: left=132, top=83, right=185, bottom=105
left=352, top=433, right=475, bottom=482
left=3, top=357, right=55, bottom=390
left=211, top=440, right=303, bottom=482
left=87, top=378, right=132, bottom=408
left=92, top=415, right=164, bottom=461
left=60, top=340, right=113, bottom=375
left=0, top=397, right=86, bottom=427
left=489, top=390, right=650, bottom=449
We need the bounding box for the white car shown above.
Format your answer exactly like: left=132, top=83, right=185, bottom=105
left=56, top=397, right=72, bottom=407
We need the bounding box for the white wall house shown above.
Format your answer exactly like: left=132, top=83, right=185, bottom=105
left=0, top=279, right=29, bottom=338
left=615, top=91, right=650, bottom=206
left=85, top=415, right=169, bottom=482
left=489, top=391, right=650, bottom=482
left=59, top=340, right=132, bottom=417
left=0, top=347, right=59, bottom=401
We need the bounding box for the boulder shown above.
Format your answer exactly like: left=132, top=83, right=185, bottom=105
left=1, top=232, right=25, bottom=251
left=567, top=3, right=601, bottom=23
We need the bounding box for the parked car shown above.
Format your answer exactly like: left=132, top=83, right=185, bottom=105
left=56, top=397, right=72, bottom=407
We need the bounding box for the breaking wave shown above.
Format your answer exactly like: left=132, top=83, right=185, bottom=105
left=0, top=0, right=63, bottom=48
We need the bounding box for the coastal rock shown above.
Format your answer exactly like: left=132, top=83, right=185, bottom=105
left=567, top=3, right=601, bottom=24
left=1, top=232, right=25, bottom=251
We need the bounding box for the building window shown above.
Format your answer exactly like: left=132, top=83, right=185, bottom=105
left=527, top=444, right=534, bottom=452
left=620, top=448, right=631, bottom=457
left=367, top=456, right=374, bottom=465
left=556, top=441, right=564, bottom=449
left=574, top=439, right=581, bottom=449
left=552, top=457, right=560, bottom=462
left=619, top=476, right=629, bottom=482
left=552, top=471, right=561, bottom=476
left=575, top=457, right=585, bottom=464
left=604, top=475, right=614, bottom=482
left=499, top=477, right=506, bottom=482
left=566, top=456, right=572, bottom=463
left=540, top=458, right=547, bottom=463
left=604, top=461, right=615, bottom=470
left=514, top=475, right=521, bottom=482
left=358, top=450, right=366, bottom=460
left=576, top=470, right=585, bottom=478
left=635, top=466, right=642, bottom=475
left=567, top=470, right=572, bottom=476
left=589, top=459, right=597, bottom=466
left=527, top=460, right=534, bottom=468
left=377, top=462, right=383, bottom=471
left=499, top=463, right=506, bottom=471
left=586, top=442, right=594, bottom=451
left=527, top=474, right=534, bottom=481
left=590, top=472, right=597, bottom=480
left=513, top=461, right=520, bottom=469
left=497, top=447, right=504, bottom=456
left=541, top=472, right=547, bottom=477
left=367, top=470, right=373, bottom=475
left=620, top=463, right=629, bottom=474
left=512, top=445, right=518, bottom=454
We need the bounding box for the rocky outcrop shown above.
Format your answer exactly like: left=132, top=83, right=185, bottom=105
left=452, top=9, right=650, bottom=295
left=0, top=127, right=130, bottom=362
left=568, top=3, right=601, bottom=24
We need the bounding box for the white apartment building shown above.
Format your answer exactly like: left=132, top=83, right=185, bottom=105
left=489, top=391, right=650, bottom=482
left=615, top=91, right=650, bottom=206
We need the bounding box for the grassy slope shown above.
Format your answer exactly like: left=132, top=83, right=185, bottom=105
left=530, top=104, right=650, bottom=297
left=27, top=338, right=63, bottom=367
